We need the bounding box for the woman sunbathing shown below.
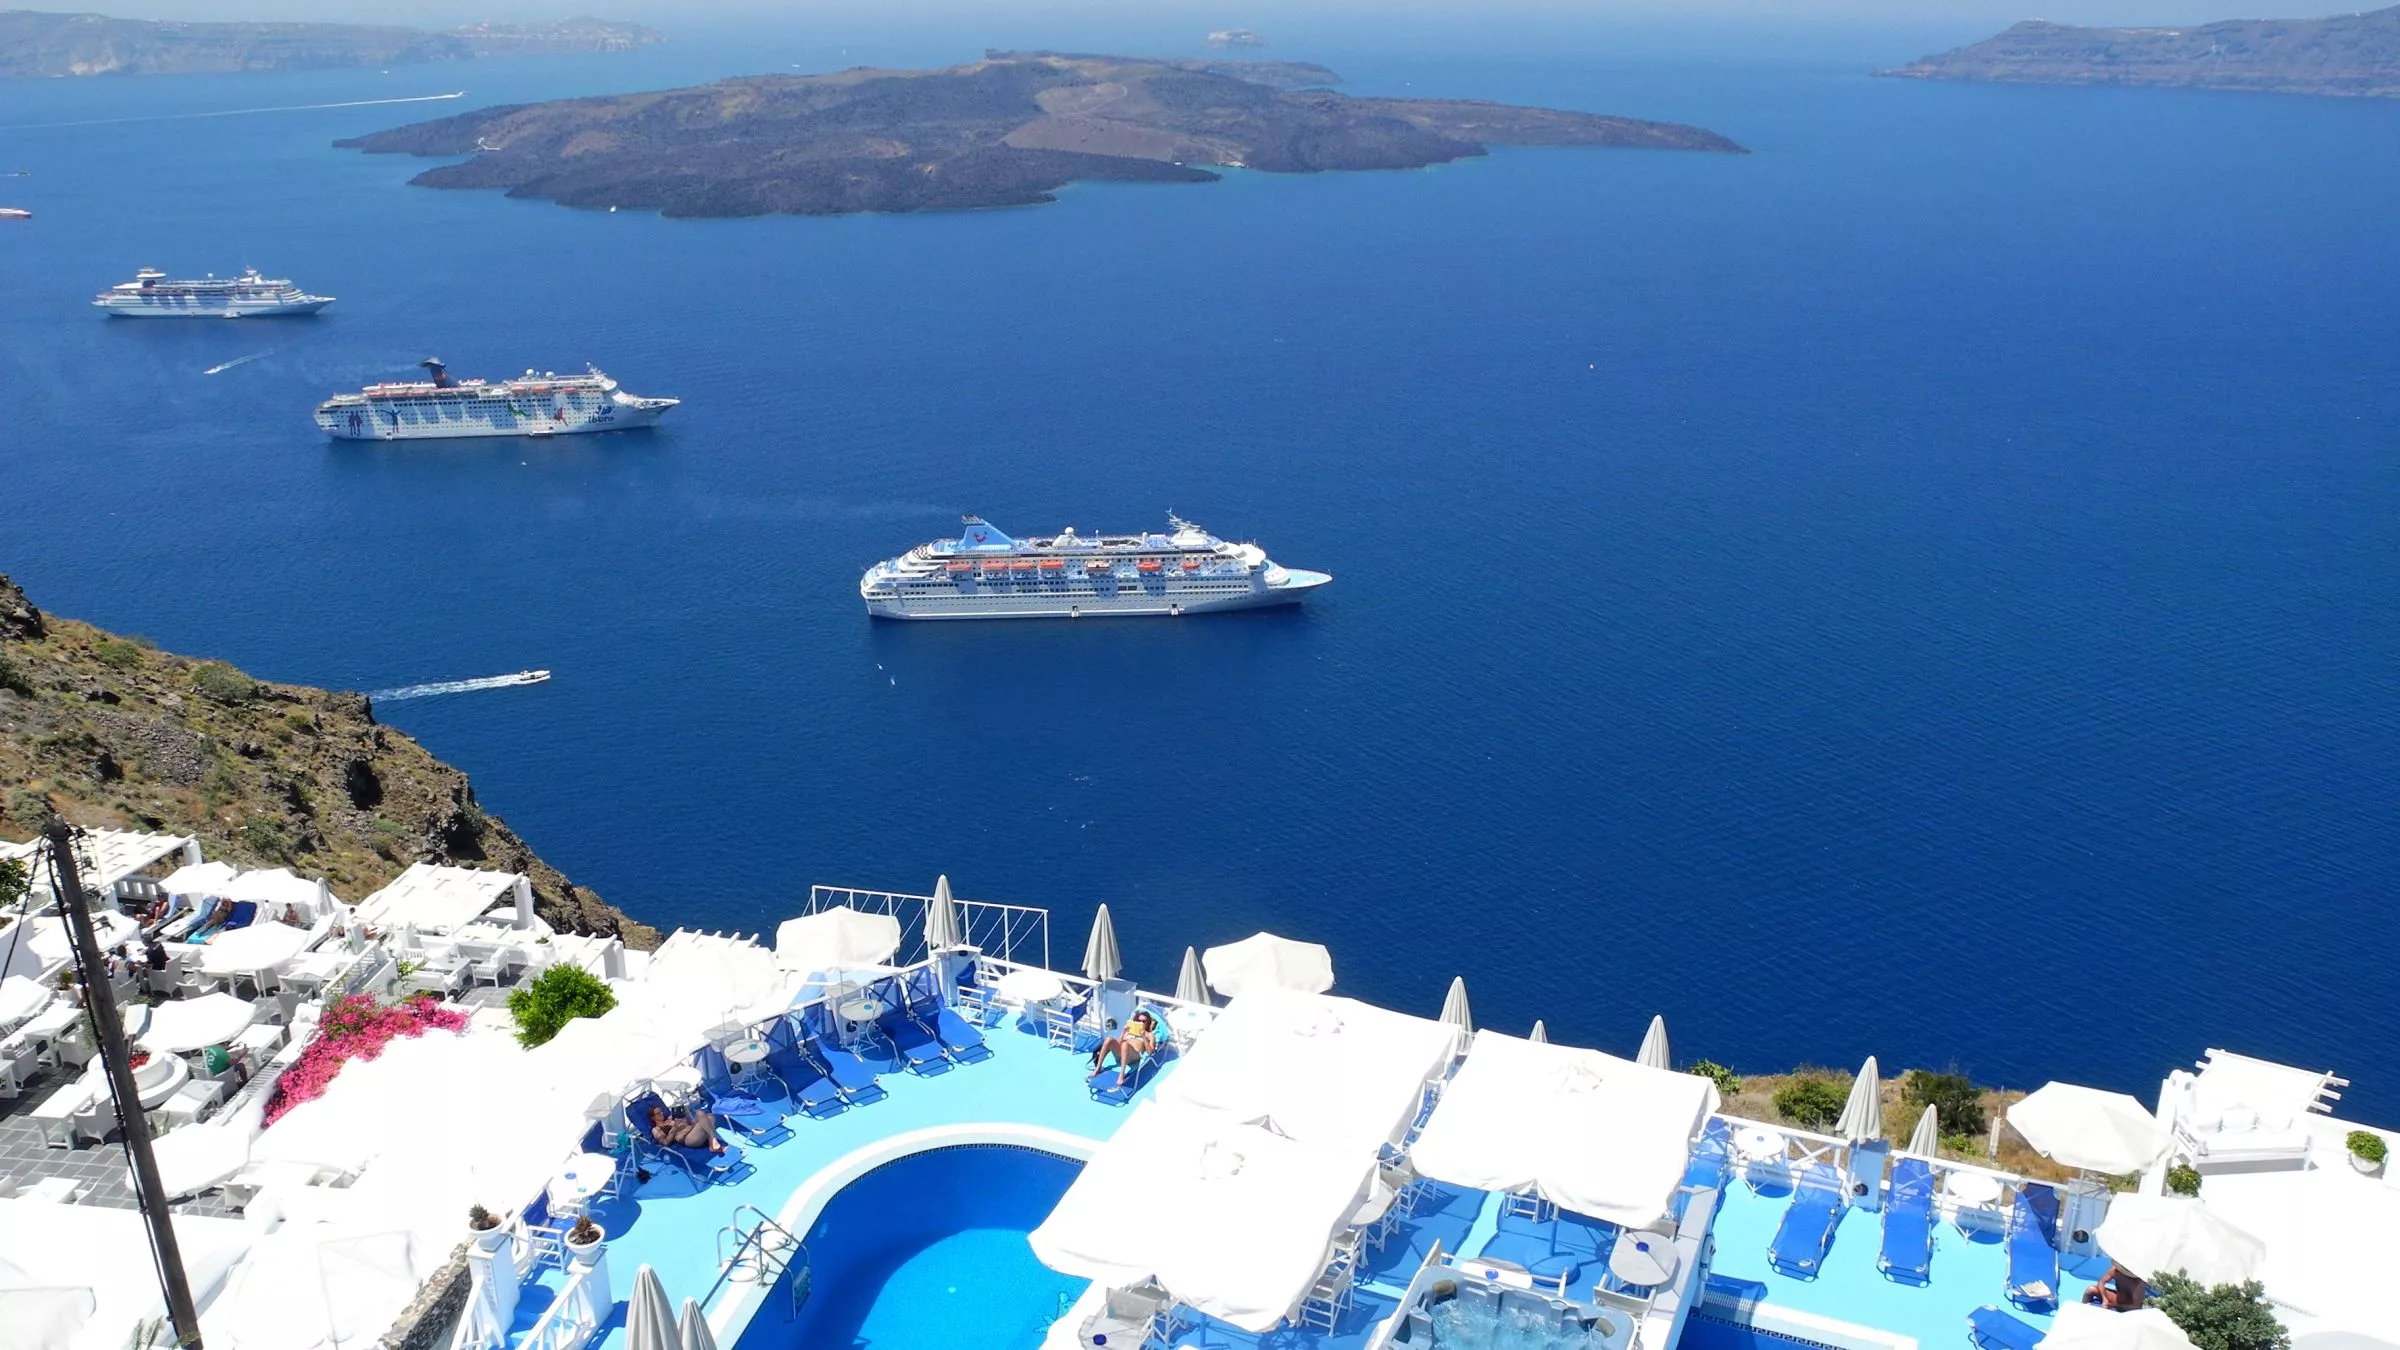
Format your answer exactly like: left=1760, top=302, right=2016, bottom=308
left=1089, top=1010, right=1161, bottom=1087
left=647, top=1105, right=726, bottom=1154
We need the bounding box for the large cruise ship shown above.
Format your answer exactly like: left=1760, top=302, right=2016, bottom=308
left=91, top=267, right=332, bottom=317
left=861, top=515, right=1331, bottom=619
left=314, top=359, right=679, bottom=441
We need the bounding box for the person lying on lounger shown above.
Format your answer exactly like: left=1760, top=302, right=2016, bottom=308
left=647, top=1105, right=727, bottom=1154
left=1089, top=1010, right=1160, bottom=1087
left=2080, top=1262, right=2147, bottom=1311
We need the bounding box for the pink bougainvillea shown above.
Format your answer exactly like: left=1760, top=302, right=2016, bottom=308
left=264, top=993, right=469, bottom=1125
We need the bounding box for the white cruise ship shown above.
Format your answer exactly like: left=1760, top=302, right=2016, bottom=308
left=861, top=515, right=1331, bottom=619
left=91, top=267, right=332, bottom=317
left=314, top=359, right=679, bottom=441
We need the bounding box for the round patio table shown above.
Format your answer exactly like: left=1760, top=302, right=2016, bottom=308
left=548, top=1153, right=618, bottom=1210
left=1945, top=1171, right=2004, bottom=1209
left=1608, top=1233, right=1678, bottom=1288
left=836, top=993, right=887, bottom=1025
left=1164, top=1005, right=1217, bottom=1038
left=722, top=1038, right=769, bottom=1067
left=1733, top=1126, right=1787, bottom=1162
left=992, top=968, right=1066, bottom=1004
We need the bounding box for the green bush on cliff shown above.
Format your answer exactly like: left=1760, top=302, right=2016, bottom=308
left=1904, top=1069, right=1989, bottom=1137
left=508, top=965, right=617, bottom=1048
left=1774, top=1075, right=1848, bottom=1132
left=2150, top=1276, right=2288, bottom=1350
left=193, top=662, right=256, bottom=703
left=1687, top=1059, right=1742, bottom=1094
left=93, top=638, right=144, bottom=670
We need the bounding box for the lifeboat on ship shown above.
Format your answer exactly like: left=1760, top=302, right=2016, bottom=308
left=1010, top=560, right=1038, bottom=572
left=1039, top=559, right=1065, bottom=571
left=1137, top=559, right=1163, bottom=573
left=1088, top=559, right=1114, bottom=572
left=1179, top=560, right=1201, bottom=571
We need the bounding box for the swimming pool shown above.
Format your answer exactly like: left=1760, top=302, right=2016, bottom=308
left=1675, top=1314, right=1858, bottom=1350
left=730, top=1143, right=1087, bottom=1350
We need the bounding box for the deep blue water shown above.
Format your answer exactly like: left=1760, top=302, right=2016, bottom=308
left=3, top=20, right=2395, bottom=1118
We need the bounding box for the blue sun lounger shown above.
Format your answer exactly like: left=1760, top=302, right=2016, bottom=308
left=928, top=1005, right=993, bottom=1063
left=1767, top=1164, right=1846, bottom=1279
left=1089, top=1035, right=1164, bottom=1106
left=881, top=1010, right=954, bottom=1074
left=2005, top=1182, right=2060, bottom=1310
left=704, top=1090, right=792, bottom=1147
left=1967, top=1305, right=2044, bottom=1350
left=1476, top=1208, right=1592, bottom=1287
left=1877, top=1157, right=1937, bottom=1284
left=625, top=1090, right=745, bottom=1186
left=759, top=1020, right=855, bottom=1118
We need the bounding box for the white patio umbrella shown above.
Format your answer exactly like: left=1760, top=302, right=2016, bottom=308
left=1907, top=1103, right=1941, bottom=1155
left=773, top=907, right=901, bottom=973
left=141, top=992, right=257, bottom=1053
left=223, top=868, right=324, bottom=917
left=677, top=1297, right=719, bottom=1350
left=1175, top=947, right=1209, bottom=1005
left=147, top=1125, right=251, bottom=1199
left=1202, top=932, right=1333, bottom=997
left=1836, top=1056, right=1883, bottom=1142
left=626, top=1265, right=679, bottom=1350
left=0, top=975, right=48, bottom=1025
left=2008, top=1082, right=2170, bottom=1174
left=1082, top=904, right=1122, bottom=982
left=158, top=860, right=238, bottom=898
left=2035, top=1304, right=2197, bottom=1350
left=1529, top=1020, right=1549, bottom=1045
left=2094, top=1194, right=2267, bottom=1286
left=1438, top=977, right=1473, bottom=1038
left=923, top=875, right=960, bottom=950
left=198, top=921, right=314, bottom=977
left=1635, top=1015, right=1671, bottom=1070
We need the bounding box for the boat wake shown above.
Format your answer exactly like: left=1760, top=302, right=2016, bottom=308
left=203, top=350, right=272, bottom=376
left=371, top=670, right=550, bottom=702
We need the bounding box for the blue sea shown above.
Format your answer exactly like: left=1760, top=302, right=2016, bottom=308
left=3, top=15, right=2395, bottom=1117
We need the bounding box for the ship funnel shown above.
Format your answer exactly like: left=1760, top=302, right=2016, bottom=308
left=419, top=357, right=453, bottom=388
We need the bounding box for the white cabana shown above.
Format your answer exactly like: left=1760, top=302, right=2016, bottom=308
left=356, top=863, right=531, bottom=935
left=1409, top=1030, right=1722, bottom=1229
left=0, top=975, right=48, bottom=1025
left=159, top=860, right=240, bottom=898
left=23, top=829, right=199, bottom=902
left=0, top=1197, right=252, bottom=1350
left=2036, top=1304, right=2197, bottom=1350
left=198, top=921, right=315, bottom=977
left=1031, top=1099, right=1375, bottom=1333
left=1154, top=988, right=1457, bottom=1156
left=205, top=1224, right=429, bottom=1350
left=1202, top=932, right=1333, bottom=998
left=2094, top=1194, right=2267, bottom=1286
left=774, top=906, right=901, bottom=973
left=2008, top=1082, right=2170, bottom=1174
left=140, top=991, right=257, bottom=1052
left=222, top=868, right=329, bottom=917
left=149, top=1123, right=253, bottom=1199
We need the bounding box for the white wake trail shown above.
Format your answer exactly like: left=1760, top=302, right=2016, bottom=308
left=371, top=669, right=550, bottom=702
left=203, top=350, right=272, bottom=375
left=2, top=91, right=467, bottom=133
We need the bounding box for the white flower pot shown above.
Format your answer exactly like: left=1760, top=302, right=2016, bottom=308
left=470, top=1225, right=509, bottom=1252
left=2350, top=1151, right=2384, bottom=1177
left=566, top=1232, right=605, bottom=1265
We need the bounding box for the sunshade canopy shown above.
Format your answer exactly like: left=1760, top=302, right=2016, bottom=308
left=2009, top=1082, right=2169, bottom=1174
left=774, top=906, right=901, bottom=973
left=141, top=991, right=257, bottom=1052
left=1409, top=1030, right=1721, bottom=1228
left=2036, top=1304, right=2197, bottom=1350
left=222, top=868, right=325, bottom=912
left=0, top=976, right=49, bottom=1024
left=356, top=863, right=526, bottom=935
left=209, top=1225, right=423, bottom=1350
left=159, top=860, right=239, bottom=898
left=1155, top=988, right=1458, bottom=1156
left=1031, top=1099, right=1375, bottom=1332
left=2094, top=1194, right=2267, bottom=1285
left=1203, top=932, right=1333, bottom=997
left=199, top=921, right=315, bottom=975
left=679, top=1297, right=720, bottom=1350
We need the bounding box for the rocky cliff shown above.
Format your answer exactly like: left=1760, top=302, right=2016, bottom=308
left=0, top=574, right=655, bottom=947
left=1881, top=6, right=2400, bottom=98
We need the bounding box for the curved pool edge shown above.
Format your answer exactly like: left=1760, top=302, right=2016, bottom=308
left=708, top=1122, right=1101, bottom=1346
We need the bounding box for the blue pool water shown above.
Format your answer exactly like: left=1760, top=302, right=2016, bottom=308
left=731, top=1144, right=1085, bottom=1350
left=1676, top=1318, right=1842, bottom=1350
left=3, top=15, right=2396, bottom=1115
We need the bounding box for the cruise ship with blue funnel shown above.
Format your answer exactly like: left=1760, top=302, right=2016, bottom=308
left=861, top=515, right=1331, bottom=619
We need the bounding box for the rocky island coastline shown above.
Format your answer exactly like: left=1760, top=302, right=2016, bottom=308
left=0, top=573, right=655, bottom=946
left=1880, top=4, right=2400, bottom=99
left=0, top=10, right=664, bottom=79
left=335, top=50, right=1746, bottom=219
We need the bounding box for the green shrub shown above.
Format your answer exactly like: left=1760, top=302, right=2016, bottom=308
left=1773, top=1075, right=1848, bottom=1132
left=1688, top=1059, right=1742, bottom=1094
left=0, top=651, right=34, bottom=697
left=92, top=638, right=144, bottom=670
left=0, top=858, right=26, bottom=910
left=192, top=662, right=255, bottom=703
left=2166, top=1164, right=2202, bottom=1196
left=240, top=815, right=287, bottom=859
left=1903, top=1069, right=1989, bottom=1138
left=508, top=965, right=618, bottom=1048
left=2151, top=1276, right=2289, bottom=1350
left=2348, top=1131, right=2387, bottom=1165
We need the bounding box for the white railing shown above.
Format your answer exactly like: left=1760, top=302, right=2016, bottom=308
left=806, top=884, right=1051, bottom=969
left=517, top=1260, right=604, bottom=1350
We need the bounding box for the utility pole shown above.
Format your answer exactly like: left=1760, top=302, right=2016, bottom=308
left=41, top=816, right=204, bottom=1348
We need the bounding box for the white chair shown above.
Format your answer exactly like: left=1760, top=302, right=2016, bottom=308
left=0, top=1034, right=37, bottom=1099
left=16, top=1175, right=89, bottom=1204
left=470, top=948, right=517, bottom=987
left=32, top=1079, right=98, bottom=1148
left=1297, top=1243, right=1357, bottom=1332
left=1081, top=1284, right=1173, bottom=1350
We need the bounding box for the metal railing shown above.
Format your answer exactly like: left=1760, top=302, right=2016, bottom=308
left=706, top=1204, right=809, bottom=1320
left=806, top=884, right=1050, bottom=969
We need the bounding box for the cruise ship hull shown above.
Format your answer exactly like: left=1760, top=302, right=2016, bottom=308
left=864, top=570, right=1332, bottom=620
left=97, top=297, right=333, bottom=318
left=316, top=398, right=675, bottom=441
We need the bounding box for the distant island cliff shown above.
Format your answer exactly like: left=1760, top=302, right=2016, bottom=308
left=334, top=50, right=1746, bottom=219
left=1881, top=5, right=2400, bottom=98
left=0, top=574, right=656, bottom=947
left=0, top=11, right=664, bottom=78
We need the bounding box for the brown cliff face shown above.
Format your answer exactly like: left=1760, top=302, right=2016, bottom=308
left=0, top=573, right=656, bottom=948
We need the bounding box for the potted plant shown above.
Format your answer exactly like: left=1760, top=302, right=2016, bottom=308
left=2166, top=1164, right=2202, bottom=1196
left=2346, top=1130, right=2387, bottom=1177
left=565, top=1215, right=605, bottom=1263
left=467, top=1204, right=507, bottom=1250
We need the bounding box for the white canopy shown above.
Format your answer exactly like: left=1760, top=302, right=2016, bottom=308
left=255, top=1028, right=489, bottom=1174
left=2095, top=1194, right=2267, bottom=1285
left=774, top=907, right=901, bottom=973
left=356, top=863, right=528, bottom=935
left=1203, top=933, right=1333, bottom=997
left=1031, top=1100, right=1375, bottom=1332
left=159, top=860, right=240, bottom=898
left=1154, top=989, right=1458, bottom=1156
left=0, top=975, right=49, bottom=1025
left=2036, top=1304, right=2197, bottom=1350
left=24, top=913, right=140, bottom=968
left=2009, top=1082, right=2170, bottom=1174
left=221, top=868, right=327, bottom=916
left=206, top=1224, right=427, bottom=1350
left=141, top=992, right=257, bottom=1052
left=198, top=921, right=315, bottom=976
left=148, top=1123, right=253, bottom=1199
left=1409, top=1030, right=1720, bottom=1229
left=0, top=1197, right=252, bottom=1350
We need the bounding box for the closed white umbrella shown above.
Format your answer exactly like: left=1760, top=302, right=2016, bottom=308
left=923, top=875, right=960, bottom=951
left=2095, top=1194, right=2267, bottom=1286
left=199, top=921, right=314, bottom=977
left=2008, top=1083, right=2169, bottom=1174
left=1175, top=947, right=1209, bottom=1005
left=2035, top=1304, right=2197, bottom=1350
left=1438, top=977, right=1472, bottom=1038
left=677, top=1297, right=719, bottom=1350
left=1202, top=933, right=1333, bottom=998
left=1907, top=1103, right=1941, bottom=1156
left=626, top=1265, right=679, bottom=1350
left=1836, top=1056, right=1883, bottom=1142
left=773, top=907, right=901, bottom=973
left=141, top=992, right=256, bottom=1052
left=1082, top=904, right=1122, bottom=982
left=1529, top=1020, right=1549, bottom=1045
left=1636, top=1015, right=1670, bottom=1070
